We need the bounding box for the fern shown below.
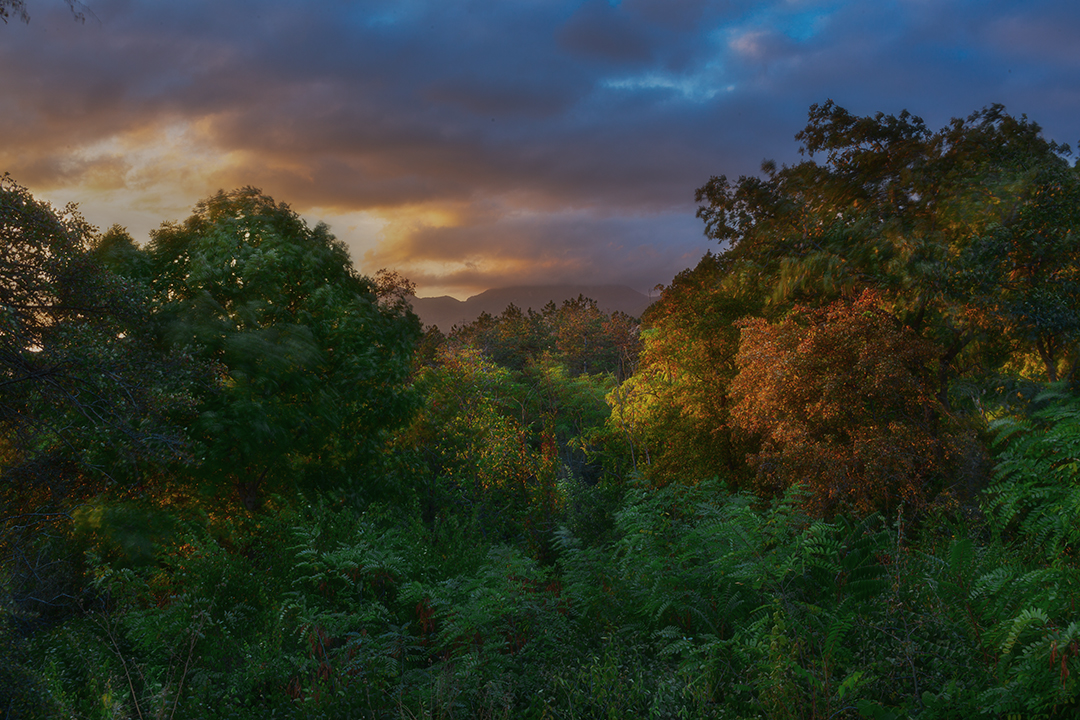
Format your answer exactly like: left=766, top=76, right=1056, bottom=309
left=999, top=607, right=1049, bottom=659
left=985, top=387, right=1080, bottom=565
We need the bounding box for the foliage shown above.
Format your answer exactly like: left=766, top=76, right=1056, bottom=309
left=695, top=101, right=1080, bottom=390
left=604, top=252, right=760, bottom=486
left=15, top=469, right=1080, bottom=718
left=607, top=101, right=1077, bottom=505
left=397, top=297, right=627, bottom=551
left=8, top=103, right=1080, bottom=719
left=449, top=295, right=641, bottom=380
left=561, top=482, right=896, bottom=717
left=1, top=176, right=193, bottom=492
left=394, top=343, right=564, bottom=553
left=729, top=290, right=965, bottom=515
left=138, top=188, right=421, bottom=507
left=1, top=178, right=198, bottom=662
left=984, top=387, right=1080, bottom=564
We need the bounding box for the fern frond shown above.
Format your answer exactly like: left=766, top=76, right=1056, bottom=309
left=999, top=607, right=1050, bottom=659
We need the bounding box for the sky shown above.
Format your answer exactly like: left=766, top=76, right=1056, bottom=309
left=2, top=0, right=1078, bottom=299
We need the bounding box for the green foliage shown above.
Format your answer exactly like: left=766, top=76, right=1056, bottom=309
left=428, top=296, right=639, bottom=496
left=450, top=295, right=641, bottom=380
left=140, top=188, right=421, bottom=506
left=18, top=468, right=1080, bottom=719
left=396, top=343, right=564, bottom=549
left=956, top=388, right=1080, bottom=716
left=10, top=103, right=1080, bottom=719
left=604, top=253, right=759, bottom=487
left=985, top=387, right=1080, bottom=564
left=696, top=102, right=1080, bottom=390
left=555, top=481, right=897, bottom=717
left=396, top=331, right=621, bottom=556
left=1, top=176, right=195, bottom=492
left=1, top=179, right=198, bottom=693
left=0, top=599, right=61, bottom=719
left=610, top=100, right=1079, bottom=510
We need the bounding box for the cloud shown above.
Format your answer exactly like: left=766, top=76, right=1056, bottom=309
left=2, top=0, right=1078, bottom=299
left=423, top=75, right=580, bottom=118
left=986, top=13, right=1080, bottom=68
left=621, top=0, right=714, bottom=31
left=558, top=0, right=655, bottom=63
left=359, top=203, right=712, bottom=297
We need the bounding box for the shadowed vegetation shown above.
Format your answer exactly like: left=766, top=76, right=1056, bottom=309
left=3, top=101, right=1080, bottom=718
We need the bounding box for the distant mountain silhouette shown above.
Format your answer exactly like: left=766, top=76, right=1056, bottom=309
left=409, top=285, right=655, bottom=331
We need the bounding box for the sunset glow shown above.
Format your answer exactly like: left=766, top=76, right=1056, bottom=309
left=3, top=0, right=1077, bottom=299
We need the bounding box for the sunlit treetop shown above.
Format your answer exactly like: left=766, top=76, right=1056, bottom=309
left=695, top=101, right=1080, bottom=386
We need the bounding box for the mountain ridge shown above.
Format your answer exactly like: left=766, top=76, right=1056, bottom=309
left=408, top=284, right=655, bottom=331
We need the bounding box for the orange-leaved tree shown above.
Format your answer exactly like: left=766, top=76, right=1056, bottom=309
left=729, top=290, right=964, bottom=515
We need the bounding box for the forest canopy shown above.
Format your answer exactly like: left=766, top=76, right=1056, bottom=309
left=615, top=102, right=1080, bottom=507
left=3, top=103, right=1080, bottom=718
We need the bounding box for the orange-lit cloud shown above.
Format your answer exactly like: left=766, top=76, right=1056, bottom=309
left=2, top=0, right=1078, bottom=299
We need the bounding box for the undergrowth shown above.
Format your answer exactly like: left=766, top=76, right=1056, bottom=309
left=8, top=386, right=1080, bottom=718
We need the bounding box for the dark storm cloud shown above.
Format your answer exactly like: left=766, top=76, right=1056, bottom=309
left=2, top=0, right=1077, bottom=296
left=730, top=0, right=1080, bottom=139
left=558, top=0, right=655, bottom=63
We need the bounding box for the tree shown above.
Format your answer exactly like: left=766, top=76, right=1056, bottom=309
left=0, top=176, right=190, bottom=492
left=0, top=0, right=84, bottom=23
left=1, top=177, right=196, bottom=640
left=728, top=291, right=967, bottom=515
left=695, top=101, right=1080, bottom=394
left=547, top=296, right=618, bottom=377
left=954, top=160, right=1080, bottom=383
left=373, top=268, right=417, bottom=311
left=138, top=188, right=421, bottom=508
left=438, top=297, right=640, bottom=491
left=450, top=304, right=547, bottom=372
left=394, top=342, right=562, bottom=549
left=450, top=296, right=642, bottom=379
left=604, top=253, right=759, bottom=486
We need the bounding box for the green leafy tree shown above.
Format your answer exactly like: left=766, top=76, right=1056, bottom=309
left=520, top=357, right=614, bottom=484
left=139, top=188, right=420, bottom=507
left=442, top=297, right=640, bottom=488
left=605, top=253, right=759, bottom=486
left=1, top=177, right=195, bottom=705
left=696, top=101, right=1080, bottom=393
left=610, top=102, right=1076, bottom=502
left=956, top=164, right=1080, bottom=383
left=450, top=296, right=641, bottom=379
left=396, top=342, right=561, bottom=548
left=1, top=176, right=191, bottom=489
left=549, top=296, right=637, bottom=378
left=453, top=304, right=548, bottom=372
